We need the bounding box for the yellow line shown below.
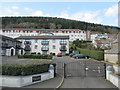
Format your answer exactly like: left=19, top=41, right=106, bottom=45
left=54, top=74, right=64, bottom=90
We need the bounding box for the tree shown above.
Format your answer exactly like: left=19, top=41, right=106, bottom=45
left=73, top=39, right=81, bottom=48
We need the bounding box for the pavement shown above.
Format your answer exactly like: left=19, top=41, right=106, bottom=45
left=23, top=74, right=63, bottom=88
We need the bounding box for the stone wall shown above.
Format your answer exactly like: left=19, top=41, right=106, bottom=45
left=104, top=54, right=119, bottom=64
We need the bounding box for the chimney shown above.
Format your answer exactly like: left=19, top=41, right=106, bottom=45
left=86, top=31, right=90, bottom=41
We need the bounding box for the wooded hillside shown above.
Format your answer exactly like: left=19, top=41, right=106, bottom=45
left=2, top=17, right=120, bottom=34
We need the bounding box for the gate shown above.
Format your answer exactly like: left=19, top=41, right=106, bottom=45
left=64, top=60, right=106, bottom=78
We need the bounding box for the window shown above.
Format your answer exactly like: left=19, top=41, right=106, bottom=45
left=35, top=45, right=38, bottom=49
left=73, top=31, right=75, bottom=33
left=62, top=31, right=64, bottom=33
left=69, top=31, right=71, bottom=33
left=52, top=45, right=56, bottom=49
left=52, top=39, right=55, bottom=43
left=60, top=39, right=67, bottom=44
left=42, top=45, right=48, bottom=50
left=42, top=39, right=48, bottom=42
left=35, top=39, right=38, bottom=43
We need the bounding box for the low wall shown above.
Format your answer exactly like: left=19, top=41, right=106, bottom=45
left=0, top=65, right=54, bottom=87
left=106, top=67, right=120, bottom=89
left=104, top=54, right=118, bottom=64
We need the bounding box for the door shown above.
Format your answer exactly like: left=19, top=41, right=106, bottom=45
left=11, top=49, right=14, bottom=56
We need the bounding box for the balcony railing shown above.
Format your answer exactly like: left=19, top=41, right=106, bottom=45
left=60, top=41, right=67, bottom=45
left=41, top=41, right=49, bottom=45
left=16, top=45, right=22, bottom=49
left=24, top=41, right=31, bottom=45
left=41, top=47, right=49, bottom=51
left=60, top=46, right=67, bottom=51
left=1, top=43, right=8, bottom=48
left=24, top=45, right=31, bottom=51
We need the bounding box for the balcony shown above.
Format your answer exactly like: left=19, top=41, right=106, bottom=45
left=24, top=45, right=31, bottom=51
left=24, top=41, right=31, bottom=45
left=41, top=41, right=49, bottom=45
left=1, top=43, right=8, bottom=48
left=60, top=46, right=67, bottom=51
left=16, top=45, right=22, bottom=49
left=41, top=47, right=49, bottom=51
left=60, top=41, right=67, bottom=45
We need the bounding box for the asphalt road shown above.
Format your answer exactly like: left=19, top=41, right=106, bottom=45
left=53, top=56, right=118, bottom=88
left=53, top=56, right=105, bottom=77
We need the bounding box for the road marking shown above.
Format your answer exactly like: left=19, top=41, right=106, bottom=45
left=98, top=67, right=101, bottom=73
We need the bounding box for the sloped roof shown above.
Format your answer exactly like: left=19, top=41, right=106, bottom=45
left=105, top=43, right=119, bottom=54
left=16, top=35, right=69, bottom=39
left=95, top=38, right=115, bottom=44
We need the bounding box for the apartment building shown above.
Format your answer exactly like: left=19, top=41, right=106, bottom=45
left=16, top=34, right=69, bottom=55
left=0, top=35, right=23, bottom=56
left=90, top=33, right=108, bottom=41
left=0, top=29, right=86, bottom=41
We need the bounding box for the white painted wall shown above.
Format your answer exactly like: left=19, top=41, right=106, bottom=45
left=0, top=65, right=54, bottom=87
left=18, top=38, right=69, bottom=55
left=106, top=66, right=120, bottom=89
left=0, top=29, right=87, bottom=41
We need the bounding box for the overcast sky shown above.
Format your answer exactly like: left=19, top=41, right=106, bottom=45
left=1, top=1, right=119, bottom=27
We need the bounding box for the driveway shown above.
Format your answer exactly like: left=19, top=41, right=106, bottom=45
left=53, top=56, right=118, bottom=89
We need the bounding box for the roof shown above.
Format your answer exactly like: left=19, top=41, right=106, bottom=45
left=0, top=34, right=21, bottom=43
left=16, top=35, right=69, bottom=39
left=1, top=29, right=85, bottom=32
left=94, top=38, right=115, bottom=44
left=105, top=43, right=119, bottom=54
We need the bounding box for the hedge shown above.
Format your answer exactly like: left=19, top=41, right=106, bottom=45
left=18, top=54, right=53, bottom=59
left=77, top=48, right=104, bottom=60
left=0, top=60, right=54, bottom=76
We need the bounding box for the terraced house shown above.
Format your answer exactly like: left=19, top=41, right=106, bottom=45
left=0, top=35, right=23, bottom=56
left=16, top=33, right=69, bottom=55
left=0, top=29, right=86, bottom=41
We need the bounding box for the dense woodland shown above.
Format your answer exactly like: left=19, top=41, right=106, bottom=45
left=2, top=17, right=120, bottom=34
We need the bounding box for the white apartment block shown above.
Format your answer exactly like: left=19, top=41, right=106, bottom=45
left=0, top=29, right=87, bottom=41
left=90, top=33, right=108, bottom=41
left=16, top=35, right=69, bottom=55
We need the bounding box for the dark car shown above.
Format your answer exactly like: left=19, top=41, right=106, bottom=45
left=69, top=53, right=75, bottom=57
left=72, top=54, right=89, bottom=59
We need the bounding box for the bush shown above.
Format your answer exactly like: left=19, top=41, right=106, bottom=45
left=18, top=54, right=53, bottom=59
left=1, top=60, right=54, bottom=76
left=77, top=48, right=104, bottom=60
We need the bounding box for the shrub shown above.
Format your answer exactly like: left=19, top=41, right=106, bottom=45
left=77, top=48, right=104, bottom=60
left=1, top=60, right=54, bottom=76
left=18, top=54, right=53, bottom=59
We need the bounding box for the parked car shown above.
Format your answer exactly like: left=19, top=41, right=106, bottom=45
left=57, top=53, right=62, bottom=57
left=69, top=53, right=76, bottom=57
left=72, top=54, right=89, bottom=59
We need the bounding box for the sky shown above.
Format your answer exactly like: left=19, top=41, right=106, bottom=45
left=1, top=1, right=119, bottom=27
